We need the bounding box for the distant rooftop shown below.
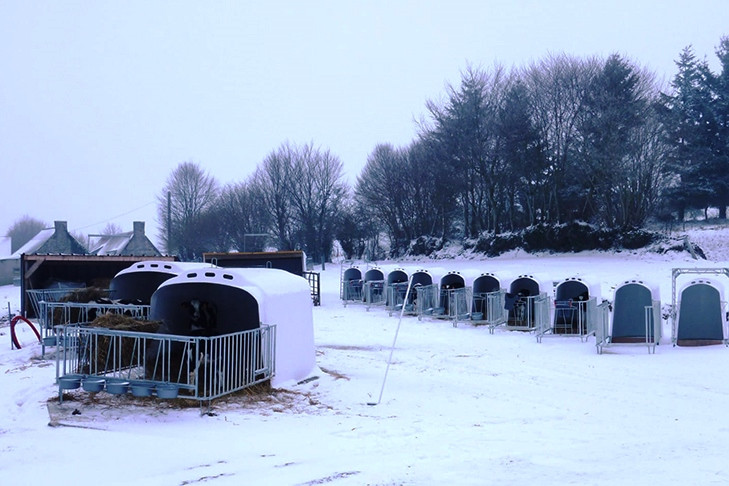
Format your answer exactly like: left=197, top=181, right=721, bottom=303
left=88, top=221, right=161, bottom=257
left=11, top=221, right=86, bottom=258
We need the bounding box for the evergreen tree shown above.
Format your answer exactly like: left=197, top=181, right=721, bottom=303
left=497, top=78, right=546, bottom=228
left=661, top=46, right=716, bottom=219
left=713, top=36, right=729, bottom=217
left=577, top=54, right=651, bottom=227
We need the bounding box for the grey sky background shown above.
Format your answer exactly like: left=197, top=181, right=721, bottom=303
left=2, top=1, right=727, bottom=248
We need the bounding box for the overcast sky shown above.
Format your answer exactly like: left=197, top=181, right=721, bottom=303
left=1, top=1, right=727, bottom=248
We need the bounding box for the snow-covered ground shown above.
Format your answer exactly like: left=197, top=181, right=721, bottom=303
left=1, top=227, right=729, bottom=486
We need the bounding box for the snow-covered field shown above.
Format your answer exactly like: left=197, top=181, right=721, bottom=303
left=1, top=227, right=729, bottom=486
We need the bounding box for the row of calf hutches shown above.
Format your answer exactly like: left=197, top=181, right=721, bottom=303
left=339, top=263, right=729, bottom=350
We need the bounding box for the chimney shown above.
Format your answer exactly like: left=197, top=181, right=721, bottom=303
left=133, top=221, right=145, bottom=236
left=54, top=221, right=68, bottom=234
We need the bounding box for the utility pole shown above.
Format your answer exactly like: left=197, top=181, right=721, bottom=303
left=167, top=191, right=171, bottom=255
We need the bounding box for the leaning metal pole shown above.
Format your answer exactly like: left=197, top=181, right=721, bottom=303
left=368, top=275, right=414, bottom=406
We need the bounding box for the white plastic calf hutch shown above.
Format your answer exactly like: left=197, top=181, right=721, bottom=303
left=385, top=268, right=409, bottom=316
left=151, top=267, right=316, bottom=388
left=363, top=267, right=386, bottom=309
left=471, top=273, right=507, bottom=333
left=410, top=270, right=435, bottom=317
left=436, top=271, right=470, bottom=325
left=538, top=277, right=600, bottom=342
left=506, top=275, right=548, bottom=331
left=596, top=280, right=661, bottom=354
left=109, top=260, right=213, bottom=304
left=340, top=266, right=363, bottom=304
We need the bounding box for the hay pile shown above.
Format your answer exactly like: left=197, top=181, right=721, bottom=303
left=90, top=313, right=160, bottom=333
left=51, top=287, right=111, bottom=325
left=61, top=286, right=110, bottom=303
left=83, top=313, right=161, bottom=375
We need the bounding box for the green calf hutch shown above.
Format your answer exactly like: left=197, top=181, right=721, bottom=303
left=675, top=278, right=728, bottom=346
left=671, top=268, right=729, bottom=347
left=596, top=280, right=661, bottom=354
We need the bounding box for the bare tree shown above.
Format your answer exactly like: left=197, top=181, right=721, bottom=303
left=524, top=54, right=599, bottom=223
left=214, top=179, right=271, bottom=251
left=157, top=161, right=219, bottom=260
left=356, top=144, right=411, bottom=249
left=6, top=216, right=47, bottom=253
left=254, top=144, right=297, bottom=250
left=100, top=223, right=124, bottom=235
left=255, top=142, right=346, bottom=261
left=287, top=143, right=346, bottom=262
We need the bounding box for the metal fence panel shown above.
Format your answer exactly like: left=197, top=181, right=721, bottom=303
left=416, top=284, right=440, bottom=320
left=444, top=287, right=472, bottom=326
left=56, top=324, right=276, bottom=402
left=596, top=300, right=661, bottom=354
left=507, top=293, right=547, bottom=331
left=537, top=296, right=596, bottom=342
left=472, top=290, right=507, bottom=333
left=26, top=288, right=87, bottom=319
left=533, top=294, right=552, bottom=340
left=303, top=271, right=321, bottom=306
left=364, top=280, right=386, bottom=310
left=386, top=283, right=410, bottom=316
left=40, top=301, right=151, bottom=350
left=341, top=280, right=363, bottom=305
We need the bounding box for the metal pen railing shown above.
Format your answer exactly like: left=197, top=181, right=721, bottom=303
left=537, top=297, right=597, bottom=342
left=56, top=324, right=276, bottom=402
left=364, top=280, right=386, bottom=310
left=472, top=290, right=507, bottom=333
left=39, top=300, right=150, bottom=351
left=596, top=300, right=660, bottom=354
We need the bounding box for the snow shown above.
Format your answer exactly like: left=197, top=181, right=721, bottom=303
left=1, top=228, right=729, bottom=485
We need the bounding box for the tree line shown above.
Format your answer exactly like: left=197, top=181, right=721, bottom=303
left=158, top=143, right=346, bottom=262
left=155, top=38, right=729, bottom=262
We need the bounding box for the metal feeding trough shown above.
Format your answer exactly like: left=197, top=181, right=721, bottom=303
left=81, top=377, right=105, bottom=393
